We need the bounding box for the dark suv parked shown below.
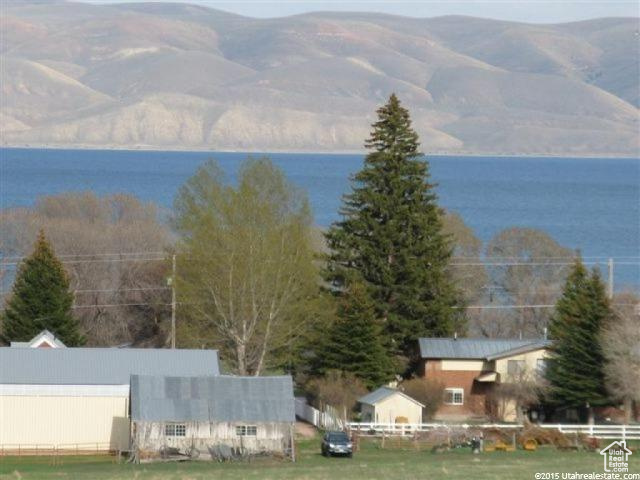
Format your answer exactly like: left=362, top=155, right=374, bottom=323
left=321, top=431, right=353, bottom=457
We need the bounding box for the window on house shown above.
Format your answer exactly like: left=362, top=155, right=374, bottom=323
left=507, top=360, right=525, bottom=376
left=444, top=388, right=464, bottom=405
left=536, top=359, right=547, bottom=375
left=236, top=425, right=257, bottom=436
left=165, top=423, right=186, bottom=437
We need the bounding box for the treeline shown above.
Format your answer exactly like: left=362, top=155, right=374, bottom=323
left=1, top=95, right=637, bottom=420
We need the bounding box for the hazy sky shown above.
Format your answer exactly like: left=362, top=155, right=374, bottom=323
left=85, top=1, right=640, bottom=24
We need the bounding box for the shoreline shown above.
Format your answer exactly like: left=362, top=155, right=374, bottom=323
left=2, top=144, right=639, bottom=159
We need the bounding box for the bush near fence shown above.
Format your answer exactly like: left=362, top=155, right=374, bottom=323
left=346, top=423, right=640, bottom=453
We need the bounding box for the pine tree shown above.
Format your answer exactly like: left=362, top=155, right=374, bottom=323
left=325, top=94, right=462, bottom=356
left=1, top=230, right=84, bottom=346
left=315, top=281, right=395, bottom=389
left=545, top=259, right=611, bottom=418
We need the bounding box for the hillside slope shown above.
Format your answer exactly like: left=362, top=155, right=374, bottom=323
left=1, top=1, right=638, bottom=155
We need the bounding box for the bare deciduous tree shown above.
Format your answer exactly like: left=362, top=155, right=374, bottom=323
left=601, top=292, right=640, bottom=423
left=0, top=193, right=170, bottom=346
left=173, top=158, right=320, bottom=375
left=400, top=377, right=445, bottom=420
left=305, top=370, right=368, bottom=419
left=442, top=211, right=488, bottom=304
left=488, top=365, right=547, bottom=423
left=441, top=211, right=489, bottom=335
left=484, top=228, right=573, bottom=338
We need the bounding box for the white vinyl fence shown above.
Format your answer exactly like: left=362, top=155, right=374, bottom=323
left=346, top=422, right=640, bottom=440
left=542, top=424, right=640, bottom=441
left=347, top=422, right=519, bottom=437
left=295, top=399, right=344, bottom=430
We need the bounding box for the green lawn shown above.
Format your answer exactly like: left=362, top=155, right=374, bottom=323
left=0, top=438, right=627, bottom=480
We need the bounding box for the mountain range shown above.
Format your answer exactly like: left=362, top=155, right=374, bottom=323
left=1, top=1, right=639, bottom=155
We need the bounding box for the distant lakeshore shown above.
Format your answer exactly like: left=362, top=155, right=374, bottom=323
left=2, top=144, right=638, bottom=159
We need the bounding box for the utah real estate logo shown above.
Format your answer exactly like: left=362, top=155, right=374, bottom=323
left=599, top=440, right=633, bottom=473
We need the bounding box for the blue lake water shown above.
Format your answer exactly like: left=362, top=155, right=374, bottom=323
left=1, top=148, right=638, bottom=289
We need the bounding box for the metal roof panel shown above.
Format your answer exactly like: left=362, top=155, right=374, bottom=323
left=0, top=348, right=220, bottom=385
left=130, top=375, right=295, bottom=423
left=418, top=337, right=549, bottom=359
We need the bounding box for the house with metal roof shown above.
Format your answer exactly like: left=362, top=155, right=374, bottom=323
left=130, top=375, right=296, bottom=460
left=0, top=332, right=220, bottom=452
left=418, top=337, right=550, bottom=422
left=358, top=387, right=424, bottom=424
left=9, top=329, right=66, bottom=348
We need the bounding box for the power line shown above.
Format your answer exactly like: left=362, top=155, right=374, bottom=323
left=0, top=251, right=167, bottom=261
left=1, top=251, right=638, bottom=263
left=0, top=257, right=166, bottom=267
left=74, top=287, right=171, bottom=293
left=2, top=258, right=639, bottom=268
left=462, top=303, right=638, bottom=310
left=451, top=255, right=640, bottom=260
left=450, top=261, right=640, bottom=266
left=71, top=302, right=172, bottom=309
left=67, top=300, right=639, bottom=310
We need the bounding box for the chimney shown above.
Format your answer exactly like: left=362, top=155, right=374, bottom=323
left=543, top=327, right=548, bottom=340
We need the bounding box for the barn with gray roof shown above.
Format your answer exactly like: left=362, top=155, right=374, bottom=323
left=130, top=375, right=296, bottom=460
left=0, top=331, right=220, bottom=452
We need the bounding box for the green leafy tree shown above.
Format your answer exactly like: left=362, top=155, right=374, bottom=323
left=173, top=157, right=320, bottom=375
left=325, top=94, right=462, bottom=357
left=545, top=259, right=612, bottom=421
left=2, top=230, right=84, bottom=346
left=315, top=281, right=395, bottom=388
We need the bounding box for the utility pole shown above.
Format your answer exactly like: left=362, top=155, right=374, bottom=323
left=607, top=258, right=614, bottom=300
left=170, top=254, right=176, bottom=349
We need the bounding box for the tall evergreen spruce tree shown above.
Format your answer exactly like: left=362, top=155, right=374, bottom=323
left=1, top=230, right=84, bottom=346
left=316, top=281, right=395, bottom=388
left=325, top=94, right=462, bottom=356
left=545, top=259, right=611, bottom=418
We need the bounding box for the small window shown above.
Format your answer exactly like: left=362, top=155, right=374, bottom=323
left=444, top=388, right=464, bottom=405
left=507, top=360, right=525, bottom=376
left=165, top=423, right=186, bottom=437
left=536, top=359, right=547, bottom=375
left=236, top=425, right=257, bottom=436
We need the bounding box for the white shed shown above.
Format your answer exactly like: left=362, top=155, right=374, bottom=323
left=358, top=387, right=424, bottom=424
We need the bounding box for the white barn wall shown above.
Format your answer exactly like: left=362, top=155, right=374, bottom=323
left=0, top=395, right=130, bottom=449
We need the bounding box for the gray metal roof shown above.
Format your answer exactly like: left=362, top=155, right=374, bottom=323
left=0, top=348, right=220, bottom=385
left=485, top=341, right=551, bottom=360
left=418, top=337, right=550, bottom=360
left=130, top=375, right=295, bottom=423
left=358, top=387, right=425, bottom=407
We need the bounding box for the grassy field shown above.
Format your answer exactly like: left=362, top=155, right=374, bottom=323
left=0, top=438, right=626, bottom=480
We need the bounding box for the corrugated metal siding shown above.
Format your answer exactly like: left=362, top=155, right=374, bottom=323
left=131, top=375, right=295, bottom=423
left=0, top=348, right=220, bottom=385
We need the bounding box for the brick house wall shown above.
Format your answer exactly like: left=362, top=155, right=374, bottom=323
left=421, top=360, right=493, bottom=420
